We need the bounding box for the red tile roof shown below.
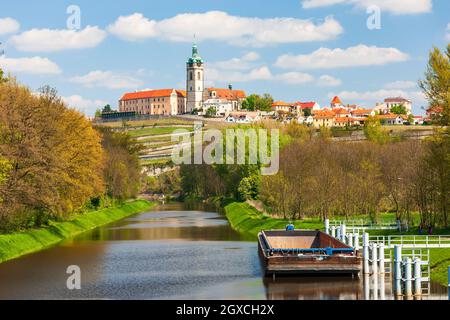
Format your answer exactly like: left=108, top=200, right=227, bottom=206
left=313, top=110, right=335, bottom=119
left=334, top=117, right=356, bottom=123
left=120, top=89, right=185, bottom=101
left=207, top=88, right=246, bottom=100
left=351, top=109, right=373, bottom=115
left=272, top=101, right=291, bottom=107
left=293, top=102, right=317, bottom=109
left=331, top=96, right=343, bottom=105
left=385, top=97, right=411, bottom=103
left=333, top=108, right=350, bottom=115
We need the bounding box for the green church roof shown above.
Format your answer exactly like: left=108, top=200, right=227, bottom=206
left=187, top=43, right=203, bottom=64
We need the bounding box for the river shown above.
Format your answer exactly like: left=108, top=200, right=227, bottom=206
left=0, top=202, right=447, bottom=300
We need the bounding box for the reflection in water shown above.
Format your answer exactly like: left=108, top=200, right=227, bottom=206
left=0, top=202, right=447, bottom=300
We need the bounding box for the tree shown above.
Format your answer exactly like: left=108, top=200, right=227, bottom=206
left=0, top=81, right=105, bottom=224
left=102, top=104, right=113, bottom=113
left=242, top=94, right=259, bottom=111
left=241, top=93, right=274, bottom=111
left=95, top=109, right=102, bottom=118
left=205, top=106, right=216, bottom=118
left=0, top=68, right=8, bottom=83
left=391, top=104, right=407, bottom=115
left=97, top=127, right=144, bottom=200
left=364, top=116, right=390, bottom=144
left=419, top=44, right=450, bottom=126
left=303, top=108, right=312, bottom=117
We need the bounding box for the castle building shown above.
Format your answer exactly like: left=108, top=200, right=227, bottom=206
left=119, top=89, right=186, bottom=115
left=186, top=43, right=204, bottom=113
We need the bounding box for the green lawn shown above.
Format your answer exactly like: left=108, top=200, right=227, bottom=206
left=224, top=202, right=323, bottom=238
left=128, top=127, right=193, bottom=138
left=0, top=200, right=155, bottom=264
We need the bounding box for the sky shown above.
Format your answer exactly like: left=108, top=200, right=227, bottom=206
left=0, top=0, right=449, bottom=116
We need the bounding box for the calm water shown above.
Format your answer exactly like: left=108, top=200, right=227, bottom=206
left=0, top=202, right=447, bottom=300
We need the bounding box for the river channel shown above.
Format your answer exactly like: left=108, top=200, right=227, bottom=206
left=0, top=202, right=447, bottom=300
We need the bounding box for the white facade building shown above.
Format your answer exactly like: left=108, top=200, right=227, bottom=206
left=202, top=98, right=234, bottom=116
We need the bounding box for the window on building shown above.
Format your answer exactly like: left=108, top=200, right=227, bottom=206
left=197, top=72, right=201, bottom=80
left=190, top=72, right=193, bottom=81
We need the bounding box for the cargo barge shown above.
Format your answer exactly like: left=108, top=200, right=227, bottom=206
left=258, top=229, right=362, bottom=276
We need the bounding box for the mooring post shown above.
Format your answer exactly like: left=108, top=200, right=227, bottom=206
left=331, top=226, right=336, bottom=238
left=414, top=258, right=422, bottom=298
left=371, top=242, right=378, bottom=274
left=404, top=257, right=413, bottom=298
left=394, top=245, right=402, bottom=297
left=341, top=224, right=346, bottom=243
left=378, top=243, right=385, bottom=274
left=348, top=233, right=354, bottom=247
left=325, top=219, right=330, bottom=235
left=364, top=273, right=370, bottom=300
left=354, top=233, right=360, bottom=251
left=379, top=274, right=386, bottom=300
left=372, top=273, right=379, bottom=300
left=363, top=233, right=370, bottom=274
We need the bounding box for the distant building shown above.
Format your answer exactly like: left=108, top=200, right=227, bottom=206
left=413, top=116, right=424, bottom=125
left=119, top=89, right=186, bottom=115
left=202, top=98, right=234, bottom=116
left=272, top=101, right=292, bottom=113
left=226, top=111, right=261, bottom=123
left=375, top=97, right=412, bottom=115
left=350, top=109, right=375, bottom=118
left=376, top=114, right=407, bottom=125
left=312, top=110, right=335, bottom=128
left=292, top=101, right=321, bottom=114
left=426, top=105, right=443, bottom=122
left=203, top=86, right=246, bottom=114
left=330, top=96, right=344, bottom=109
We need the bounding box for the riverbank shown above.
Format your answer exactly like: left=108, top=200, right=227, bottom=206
left=224, top=202, right=323, bottom=237
left=0, top=200, right=155, bottom=264
left=224, top=202, right=450, bottom=286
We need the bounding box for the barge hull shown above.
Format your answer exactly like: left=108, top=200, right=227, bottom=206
left=258, top=230, right=362, bottom=276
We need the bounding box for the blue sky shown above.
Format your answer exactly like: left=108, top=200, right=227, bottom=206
left=0, top=0, right=449, bottom=115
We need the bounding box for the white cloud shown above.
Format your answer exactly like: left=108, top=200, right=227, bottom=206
left=0, top=18, right=20, bottom=36
left=207, top=53, right=315, bottom=85
left=107, top=13, right=157, bottom=41
left=384, top=80, right=417, bottom=90
left=70, top=70, right=144, bottom=90
left=10, top=26, right=107, bottom=52
left=0, top=55, right=61, bottom=75
left=62, top=95, right=108, bottom=115
left=302, top=0, right=432, bottom=15
left=318, top=75, right=342, bottom=87
left=208, top=52, right=261, bottom=71
left=276, top=72, right=314, bottom=85
left=108, top=11, right=343, bottom=46
left=207, top=66, right=273, bottom=83
left=275, top=45, right=409, bottom=70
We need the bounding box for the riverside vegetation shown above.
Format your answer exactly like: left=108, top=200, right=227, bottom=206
left=0, top=72, right=150, bottom=261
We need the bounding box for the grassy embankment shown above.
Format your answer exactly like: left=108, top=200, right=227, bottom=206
left=0, top=200, right=154, bottom=264
left=224, top=202, right=450, bottom=286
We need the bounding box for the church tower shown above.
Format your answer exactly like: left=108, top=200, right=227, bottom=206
left=186, top=43, right=204, bottom=113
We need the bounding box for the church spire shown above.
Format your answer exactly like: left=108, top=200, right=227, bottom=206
left=187, top=42, right=203, bottom=65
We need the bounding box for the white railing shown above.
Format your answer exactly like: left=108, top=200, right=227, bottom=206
left=329, top=219, right=399, bottom=231
left=370, top=235, right=450, bottom=249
